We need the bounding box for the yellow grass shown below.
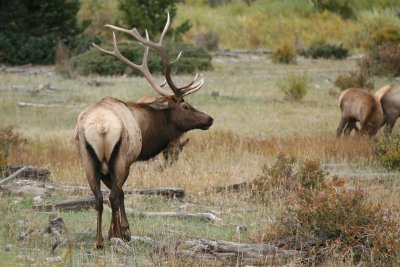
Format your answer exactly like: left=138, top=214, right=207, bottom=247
left=0, top=56, right=399, bottom=266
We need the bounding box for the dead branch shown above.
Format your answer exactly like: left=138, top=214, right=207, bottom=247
left=205, top=181, right=253, bottom=193
left=127, top=187, right=185, bottom=199
left=130, top=211, right=222, bottom=223
left=0, top=166, right=28, bottom=186
left=130, top=235, right=302, bottom=266
left=110, top=238, right=135, bottom=255
left=3, top=166, right=50, bottom=181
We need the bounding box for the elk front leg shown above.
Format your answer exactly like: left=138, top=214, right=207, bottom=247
left=108, top=154, right=130, bottom=240
left=108, top=185, right=123, bottom=240
left=101, top=173, right=131, bottom=241
left=336, top=117, right=349, bottom=138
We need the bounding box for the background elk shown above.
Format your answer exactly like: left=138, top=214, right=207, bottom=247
left=75, top=13, right=213, bottom=248
left=336, top=88, right=383, bottom=137
left=137, top=95, right=190, bottom=164
left=375, top=84, right=400, bottom=133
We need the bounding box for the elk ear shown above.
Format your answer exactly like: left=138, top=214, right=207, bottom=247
left=147, top=99, right=170, bottom=110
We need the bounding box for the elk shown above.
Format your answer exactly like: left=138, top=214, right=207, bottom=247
left=75, top=13, right=213, bottom=249
left=375, top=84, right=400, bottom=133
left=137, top=95, right=190, bottom=164
left=336, top=88, right=383, bottom=137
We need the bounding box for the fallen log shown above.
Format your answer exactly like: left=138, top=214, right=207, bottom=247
left=0, top=166, right=28, bottom=186
left=205, top=181, right=253, bottom=193
left=130, top=211, right=222, bottom=223
left=34, top=187, right=186, bottom=211
left=34, top=196, right=96, bottom=211
left=3, top=165, right=50, bottom=181
left=130, top=235, right=302, bottom=266
left=128, top=187, right=185, bottom=199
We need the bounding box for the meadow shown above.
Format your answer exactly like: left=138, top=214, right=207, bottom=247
left=0, top=54, right=399, bottom=266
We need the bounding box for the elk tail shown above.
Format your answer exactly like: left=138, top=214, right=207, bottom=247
left=97, top=121, right=109, bottom=135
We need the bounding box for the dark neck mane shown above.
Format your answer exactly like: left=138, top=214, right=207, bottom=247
left=134, top=104, right=181, bottom=161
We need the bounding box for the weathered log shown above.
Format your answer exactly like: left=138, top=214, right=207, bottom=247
left=130, top=235, right=302, bottom=266
left=34, top=187, right=186, bottom=211
left=17, top=102, right=84, bottom=109
left=205, top=181, right=253, bottom=193
left=3, top=165, right=50, bottom=181
left=34, top=196, right=96, bottom=211
left=0, top=166, right=28, bottom=186
left=127, top=187, right=185, bottom=199
left=130, top=211, right=222, bottom=223
left=110, top=238, right=134, bottom=255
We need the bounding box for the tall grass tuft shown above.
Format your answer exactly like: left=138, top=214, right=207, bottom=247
left=278, top=72, right=309, bottom=101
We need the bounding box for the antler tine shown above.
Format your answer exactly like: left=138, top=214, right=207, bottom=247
left=181, top=78, right=204, bottom=97
left=99, top=13, right=205, bottom=98
left=159, top=12, right=170, bottom=45
left=93, top=31, right=171, bottom=96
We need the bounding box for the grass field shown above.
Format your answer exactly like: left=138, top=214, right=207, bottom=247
left=0, top=54, right=399, bottom=266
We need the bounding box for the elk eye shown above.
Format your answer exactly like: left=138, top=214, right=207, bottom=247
left=181, top=103, right=189, bottom=110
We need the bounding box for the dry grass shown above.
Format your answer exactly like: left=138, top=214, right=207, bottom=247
left=0, top=56, right=399, bottom=266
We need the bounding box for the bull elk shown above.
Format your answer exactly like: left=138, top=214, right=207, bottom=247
left=375, top=84, right=400, bottom=133
left=75, top=13, right=213, bottom=248
left=336, top=88, right=383, bottom=137
left=137, top=95, right=190, bottom=164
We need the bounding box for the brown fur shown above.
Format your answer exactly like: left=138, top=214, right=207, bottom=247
left=337, top=88, right=383, bottom=137
left=375, top=84, right=400, bottom=133
left=75, top=96, right=213, bottom=248
left=137, top=95, right=189, bottom=164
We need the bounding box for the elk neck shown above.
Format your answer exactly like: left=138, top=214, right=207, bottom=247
left=130, top=103, right=183, bottom=161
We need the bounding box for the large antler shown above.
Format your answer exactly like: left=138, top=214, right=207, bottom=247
left=93, top=13, right=204, bottom=98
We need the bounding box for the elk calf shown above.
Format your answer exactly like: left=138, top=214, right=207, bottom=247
left=336, top=88, right=383, bottom=137
left=375, top=84, right=400, bottom=133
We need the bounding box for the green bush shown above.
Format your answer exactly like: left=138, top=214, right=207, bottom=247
left=0, top=0, right=86, bottom=65
left=264, top=187, right=400, bottom=265
left=371, top=25, right=400, bottom=48
left=374, top=134, right=400, bottom=171
left=68, top=42, right=212, bottom=76
left=279, top=72, right=309, bottom=101
left=359, top=44, right=400, bottom=77
left=304, top=42, right=349, bottom=59
left=311, top=0, right=355, bottom=19
left=118, top=0, right=191, bottom=41
left=334, top=70, right=374, bottom=91
left=270, top=43, right=297, bottom=64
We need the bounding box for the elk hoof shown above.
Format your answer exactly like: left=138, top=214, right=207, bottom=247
left=95, top=241, right=104, bottom=249
left=121, top=226, right=131, bottom=242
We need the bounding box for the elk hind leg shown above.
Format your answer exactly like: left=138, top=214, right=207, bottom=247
left=81, top=144, right=105, bottom=249
left=386, top=114, right=398, bottom=134
left=344, top=119, right=359, bottom=135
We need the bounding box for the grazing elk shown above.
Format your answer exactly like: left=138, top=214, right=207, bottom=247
left=375, top=84, right=400, bottom=133
left=336, top=88, right=383, bottom=137
left=137, top=95, right=190, bottom=164
left=75, top=13, right=213, bottom=248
